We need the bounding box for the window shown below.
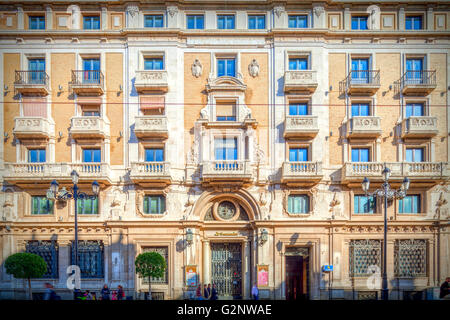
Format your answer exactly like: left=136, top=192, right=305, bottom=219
left=29, top=16, right=45, bottom=30
left=217, top=15, right=235, bottom=29
left=28, top=58, right=45, bottom=84
left=351, top=16, right=368, bottom=30
left=248, top=15, right=265, bottom=29
left=289, top=58, right=308, bottom=70
left=78, top=198, right=98, bottom=215
left=71, top=240, right=104, bottom=278
left=351, top=148, right=370, bottom=162
left=287, top=195, right=310, bottom=214
left=216, top=101, right=236, bottom=121
left=82, top=110, right=100, bottom=117
left=142, top=247, right=168, bottom=283
left=405, top=148, right=424, bottom=162
left=26, top=241, right=58, bottom=278
left=187, top=15, right=204, bottom=29
left=83, top=16, right=100, bottom=30
left=217, top=58, right=236, bottom=77
left=289, top=103, right=308, bottom=116
left=29, top=149, right=46, bottom=163
left=215, top=137, right=237, bottom=160
left=406, top=103, right=424, bottom=117
left=354, top=195, right=376, bottom=214
left=351, top=103, right=370, bottom=117
left=399, top=195, right=421, bottom=214
left=32, top=196, right=54, bottom=215
left=349, top=240, right=381, bottom=277
left=288, top=15, right=308, bottom=28
left=82, top=58, right=100, bottom=84
left=289, top=148, right=308, bottom=162
left=405, top=16, right=423, bottom=30
left=144, top=58, right=164, bottom=70
left=83, top=149, right=101, bottom=163
left=144, top=195, right=166, bottom=214
left=394, top=239, right=427, bottom=277
left=145, top=148, right=164, bottom=162
left=351, top=58, right=369, bottom=84
left=406, top=58, right=424, bottom=84
left=144, top=15, right=163, bottom=28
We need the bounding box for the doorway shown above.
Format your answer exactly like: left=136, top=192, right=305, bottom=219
left=211, top=242, right=242, bottom=299
left=285, top=247, right=309, bottom=300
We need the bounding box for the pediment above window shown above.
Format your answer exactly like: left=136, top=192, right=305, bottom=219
left=206, top=75, right=247, bottom=93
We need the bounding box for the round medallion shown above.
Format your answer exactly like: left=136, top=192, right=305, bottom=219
left=217, top=201, right=236, bottom=220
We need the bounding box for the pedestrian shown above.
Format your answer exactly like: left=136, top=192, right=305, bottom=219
left=101, top=284, right=111, bottom=300
left=207, top=284, right=212, bottom=299
left=111, top=290, right=117, bottom=300
left=252, top=283, right=259, bottom=300
left=210, top=284, right=218, bottom=300
left=196, top=284, right=203, bottom=300
left=43, top=282, right=57, bottom=300
left=440, top=277, right=450, bottom=299
left=203, top=284, right=210, bottom=299
left=117, top=285, right=125, bottom=300
left=84, top=290, right=93, bottom=300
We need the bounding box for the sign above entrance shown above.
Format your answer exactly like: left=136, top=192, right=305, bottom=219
left=322, top=265, right=333, bottom=272
left=214, top=232, right=239, bottom=236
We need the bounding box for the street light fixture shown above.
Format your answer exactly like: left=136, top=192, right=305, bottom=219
left=259, top=229, right=268, bottom=246
left=186, top=229, right=194, bottom=246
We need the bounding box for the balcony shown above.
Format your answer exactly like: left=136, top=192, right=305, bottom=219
left=346, top=116, right=382, bottom=138
left=284, top=115, right=319, bottom=139
left=281, top=161, right=323, bottom=186
left=129, top=162, right=171, bottom=186
left=400, top=70, right=436, bottom=96
left=201, top=160, right=253, bottom=185
left=14, top=71, right=49, bottom=96
left=70, top=70, right=104, bottom=95
left=341, top=70, right=380, bottom=95
left=70, top=116, right=110, bottom=139
left=134, top=116, right=168, bottom=139
left=134, top=70, right=168, bottom=93
left=283, top=70, right=318, bottom=94
left=13, top=117, right=52, bottom=139
left=401, top=116, right=438, bottom=138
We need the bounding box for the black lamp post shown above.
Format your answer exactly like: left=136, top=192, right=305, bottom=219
left=362, top=166, right=410, bottom=301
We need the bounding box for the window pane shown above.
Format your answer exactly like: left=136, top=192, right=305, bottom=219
left=355, top=195, right=375, bottom=213
left=288, top=195, right=309, bottom=214
left=405, top=149, right=413, bottom=162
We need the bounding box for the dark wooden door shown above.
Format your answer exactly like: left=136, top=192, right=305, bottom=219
left=286, top=256, right=309, bottom=300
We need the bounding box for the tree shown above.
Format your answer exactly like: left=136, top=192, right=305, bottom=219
left=135, top=251, right=166, bottom=300
left=5, top=252, right=47, bottom=300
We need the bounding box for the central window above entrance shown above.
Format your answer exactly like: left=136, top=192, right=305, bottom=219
left=217, top=201, right=236, bottom=220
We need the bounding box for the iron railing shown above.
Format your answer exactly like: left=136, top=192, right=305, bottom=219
left=345, top=70, right=380, bottom=86
left=400, top=70, right=436, bottom=87
left=15, top=70, right=49, bottom=88
left=71, top=70, right=104, bottom=86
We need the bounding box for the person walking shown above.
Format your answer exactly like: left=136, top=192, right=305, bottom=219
left=101, top=284, right=111, bottom=300
left=196, top=284, right=203, bottom=300
left=84, top=290, right=93, bottom=300
left=203, top=284, right=210, bottom=300
left=117, top=285, right=125, bottom=300
left=210, top=284, right=218, bottom=300
left=251, top=283, right=259, bottom=300
left=207, top=284, right=212, bottom=300
left=440, top=277, right=450, bottom=299
left=43, top=283, right=57, bottom=300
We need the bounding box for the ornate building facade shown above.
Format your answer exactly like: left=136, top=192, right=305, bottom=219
left=0, top=0, right=449, bottom=300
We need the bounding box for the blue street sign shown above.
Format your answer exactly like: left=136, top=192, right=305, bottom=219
left=322, top=265, right=333, bottom=272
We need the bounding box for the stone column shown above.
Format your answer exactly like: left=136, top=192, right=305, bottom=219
left=430, top=138, right=436, bottom=162
left=398, top=7, right=405, bottom=31
left=202, top=240, right=210, bottom=284
left=16, top=5, right=24, bottom=30
left=244, top=240, right=251, bottom=299
left=101, top=7, right=108, bottom=30
left=343, top=6, right=351, bottom=30
left=45, top=5, right=53, bottom=29
left=376, top=137, right=381, bottom=162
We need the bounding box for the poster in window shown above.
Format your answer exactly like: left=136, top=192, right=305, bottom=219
left=257, top=265, right=269, bottom=288
left=185, top=265, right=198, bottom=287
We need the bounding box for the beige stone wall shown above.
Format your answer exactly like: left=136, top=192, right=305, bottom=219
left=0, top=13, right=17, bottom=30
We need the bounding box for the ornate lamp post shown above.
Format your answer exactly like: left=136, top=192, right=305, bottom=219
left=361, top=166, right=410, bottom=301
left=48, top=170, right=100, bottom=267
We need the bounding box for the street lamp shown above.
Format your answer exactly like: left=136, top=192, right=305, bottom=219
left=361, top=166, right=410, bottom=301
left=186, top=228, right=194, bottom=246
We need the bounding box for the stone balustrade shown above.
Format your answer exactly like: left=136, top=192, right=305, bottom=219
left=202, top=160, right=253, bottom=182
left=134, top=116, right=168, bottom=138
left=281, top=161, right=323, bottom=185
left=130, top=162, right=172, bottom=184
left=284, top=115, right=319, bottom=138
left=401, top=116, right=438, bottom=138
left=283, top=70, right=318, bottom=93
left=347, top=116, right=382, bottom=137
left=70, top=116, right=110, bottom=138
left=134, top=70, right=168, bottom=93
left=14, top=117, right=52, bottom=138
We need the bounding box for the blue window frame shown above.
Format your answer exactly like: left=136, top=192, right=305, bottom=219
left=144, top=15, right=163, bottom=28
left=83, top=16, right=100, bottom=30
left=351, top=148, right=370, bottom=162
left=214, top=138, right=237, bottom=160
left=82, top=110, right=100, bottom=116
left=399, top=195, right=421, bottom=214
left=29, top=149, right=46, bottom=163
left=289, top=148, right=308, bottom=162
left=71, top=241, right=104, bottom=279
left=78, top=198, right=98, bottom=215
left=145, top=148, right=164, bottom=162
left=217, top=15, right=235, bottom=29
left=289, top=58, right=308, bottom=70
left=144, top=58, right=164, bottom=70
left=28, top=58, right=45, bottom=84
left=248, top=15, right=265, bottom=29
left=354, top=195, right=376, bottom=214
left=144, top=195, right=166, bottom=214
left=82, top=58, right=100, bottom=84
left=405, top=148, right=424, bottom=162
left=351, top=16, right=368, bottom=30
left=406, top=103, right=424, bottom=118
left=351, top=103, right=370, bottom=117
left=405, top=16, right=423, bottom=30
left=29, top=16, right=45, bottom=30
left=83, top=149, right=101, bottom=163
left=351, top=59, right=369, bottom=84
left=288, top=15, right=308, bottom=28
left=289, top=103, right=308, bottom=116
left=406, top=58, right=424, bottom=84
left=32, top=196, right=54, bottom=215
left=217, top=58, right=236, bottom=77
left=288, top=195, right=310, bottom=214
left=187, top=15, right=204, bottom=29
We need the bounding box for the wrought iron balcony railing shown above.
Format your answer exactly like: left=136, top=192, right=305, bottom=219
left=14, top=70, right=50, bottom=94
left=401, top=70, right=436, bottom=86
left=341, top=70, right=380, bottom=95
left=70, top=70, right=105, bottom=95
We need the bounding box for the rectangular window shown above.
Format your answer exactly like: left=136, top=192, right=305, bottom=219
left=287, top=195, right=310, bottom=214
left=288, top=15, right=308, bottom=28
left=144, top=58, right=164, bottom=70
left=29, top=15, right=45, bottom=30
left=351, top=148, right=370, bottom=162
left=83, top=16, right=100, bottom=30
left=351, top=103, right=370, bottom=117
left=406, top=58, right=424, bottom=84
left=248, top=15, right=265, bottom=29
left=144, top=15, right=163, bottom=28
left=406, top=103, right=424, bottom=117
left=289, top=148, right=308, bottom=162
left=405, top=148, right=424, bottom=162
left=405, top=16, right=423, bottom=30
left=349, top=240, right=381, bottom=277
left=289, top=103, right=308, bottom=116
left=216, top=102, right=236, bottom=121
left=214, top=137, right=237, bottom=160
left=395, top=240, right=427, bottom=277
left=83, top=149, right=101, bottom=163
left=217, top=58, right=236, bottom=77
left=187, top=15, right=204, bottom=29
left=145, top=148, right=164, bottom=162
left=78, top=198, right=98, bottom=215
left=399, top=195, right=421, bottom=214
left=354, top=195, right=376, bottom=214
left=71, top=241, right=104, bottom=278
left=143, top=195, right=166, bottom=214
left=217, top=15, right=235, bottom=29
left=28, top=58, right=46, bottom=84
left=26, top=241, right=58, bottom=278
left=32, top=196, right=54, bottom=215
left=351, top=59, right=369, bottom=84
left=82, top=58, right=100, bottom=84
left=351, top=16, right=368, bottom=30
left=288, top=58, right=308, bottom=70
left=29, top=149, right=46, bottom=163
left=82, top=110, right=100, bottom=117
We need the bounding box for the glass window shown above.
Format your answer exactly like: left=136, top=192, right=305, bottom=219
left=289, top=148, right=308, bottom=162
left=351, top=148, right=370, bottom=162
left=28, top=59, right=46, bottom=84
left=82, top=59, right=100, bottom=84
left=145, top=148, right=164, bottom=162
left=217, top=15, right=235, bottom=29
left=349, top=240, right=381, bottom=276
left=216, top=102, right=236, bottom=121
left=144, top=195, right=166, bottom=214
left=288, top=15, right=308, bottom=28
left=248, top=15, right=265, bottom=29
left=351, top=16, right=368, bottom=30
left=405, top=148, right=424, bottom=162
left=29, top=149, right=46, bottom=163
left=406, top=103, right=424, bottom=117
left=399, top=195, right=421, bottom=214
left=29, top=16, right=45, bottom=30
left=144, top=58, right=164, bottom=70
left=354, top=195, right=376, bottom=214
left=287, top=195, right=310, bottom=214
left=71, top=240, right=104, bottom=278
left=32, top=196, right=54, bottom=215
left=187, top=15, right=204, bottom=29
left=82, top=110, right=100, bottom=116
left=217, top=58, right=236, bottom=77
left=144, top=15, right=164, bottom=28
left=289, top=103, right=308, bottom=116
left=26, top=241, right=58, bottom=278
left=351, top=103, right=370, bottom=117
left=83, top=16, right=100, bottom=30
left=405, top=58, right=423, bottom=84
left=214, top=137, right=237, bottom=160
left=405, top=16, right=423, bottom=30
left=77, top=198, right=98, bottom=215
left=351, top=59, right=369, bottom=83
left=83, top=149, right=101, bottom=163
left=289, top=58, right=308, bottom=70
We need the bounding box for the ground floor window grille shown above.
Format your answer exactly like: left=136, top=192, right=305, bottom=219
left=71, top=240, right=104, bottom=278
left=349, top=239, right=381, bottom=277
left=357, top=291, right=378, bottom=300
left=26, top=240, right=58, bottom=278
left=394, top=239, right=427, bottom=277
left=142, top=246, right=168, bottom=284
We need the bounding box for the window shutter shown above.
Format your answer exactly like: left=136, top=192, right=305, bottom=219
left=22, top=97, right=47, bottom=117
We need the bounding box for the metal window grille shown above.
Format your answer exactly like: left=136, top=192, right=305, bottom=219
left=26, top=241, right=58, bottom=278
left=394, top=239, right=427, bottom=277
left=71, top=240, right=104, bottom=278
left=349, top=240, right=382, bottom=277
left=358, top=291, right=378, bottom=300
left=142, top=247, right=168, bottom=284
